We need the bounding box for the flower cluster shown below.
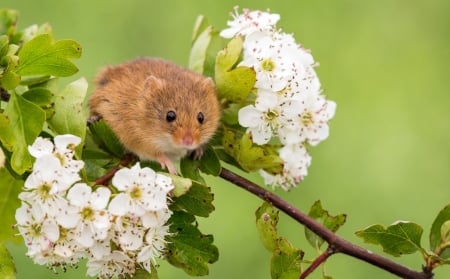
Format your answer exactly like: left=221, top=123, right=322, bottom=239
left=15, top=135, right=174, bottom=278
left=221, top=7, right=336, bottom=190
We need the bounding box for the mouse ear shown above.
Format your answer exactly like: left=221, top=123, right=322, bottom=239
left=142, top=75, right=165, bottom=93
left=199, top=77, right=215, bottom=89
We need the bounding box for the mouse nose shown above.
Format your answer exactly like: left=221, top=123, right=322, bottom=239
left=182, top=133, right=194, bottom=146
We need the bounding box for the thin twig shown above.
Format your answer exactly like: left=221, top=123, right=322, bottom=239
left=219, top=167, right=433, bottom=279
left=300, top=246, right=335, bottom=279
left=94, top=153, right=136, bottom=186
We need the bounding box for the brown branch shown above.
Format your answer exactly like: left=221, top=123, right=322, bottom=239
left=219, top=167, right=433, bottom=279
left=94, top=153, right=136, bottom=186
left=300, top=246, right=335, bottom=279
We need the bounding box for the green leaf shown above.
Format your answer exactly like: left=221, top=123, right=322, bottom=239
left=0, top=9, right=18, bottom=38
left=15, top=34, right=81, bottom=77
left=271, top=238, right=302, bottom=279
left=191, top=15, right=210, bottom=43
left=305, top=200, right=347, bottom=249
left=166, top=211, right=218, bottom=276
left=356, top=221, right=423, bottom=257
left=256, top=201, right=280, bottom=252
left=0, top=92, right=46, bottom=174
left=0, top=243, right=15, bottom=279
left=255, top=202, right=302, bottom=278
left=430, top=204, right=450, bottom=258
left=0, top=168, right=23, bottom=242
left=189, top=25, right=212, bottom=74
left=223, top=131, right=283, bottom=173
left=48, top=77, right=88, bottom=157
left=164, top=173, right=192, bottom=198
left=88, top=119, right=126, bottom=158
left=215, top=36, right=256, bottom=102
left=170, top=182, right=214, bottom=217
left=198, top=145, right=221, bottom=176
left=21, top=87, right=53, bottom=107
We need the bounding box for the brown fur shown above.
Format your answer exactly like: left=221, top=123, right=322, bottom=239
left=89, top=58, right=221, bottom=173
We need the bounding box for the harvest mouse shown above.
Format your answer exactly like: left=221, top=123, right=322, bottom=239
left=88, top=58, right=221, bottom=174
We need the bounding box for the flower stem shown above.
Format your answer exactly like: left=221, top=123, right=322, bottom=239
left=300, top=246, right=335, bottom=279
left=94, top=153, right=136, bottom=186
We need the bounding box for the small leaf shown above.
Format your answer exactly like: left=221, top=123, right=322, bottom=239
left=189, top=25, right=212, bottom=74
left=223, top=131, right=283, bottom=173
left=191, top=15, right=210, bottom=43
left=48, top=77, right=88, bottom=157
left=0, top=168, right=23, bottom=242
left=255, top=202, right=302, bottom=279
left=166, top=211, right=218, bottom=276
left=21, top=87, right=53, bottom=107
left=164, top=173, right=192, bottom=198
left=430, top=204, right=450, bottom=254
left=132, top=266, right=158, bottom=279
left=0, top=92, right=46, bottom=174
left=198, top=145, right=221, bottom=176
left=215, top=36, right=256, bottom=102
left=356, top=221, right=423, bottom=257
left=305, top=200, right=347, bottom=249
left=271, top=238, right=302, bottom=279
left=88, top=119, right=126, bottom=158
left=170, top=182, right=214, bottom=217
left=15, top=34, right=81, bottom=77
left=256, top=201, right=280, bottom=252
left=0, top=243, right=16, bottom=279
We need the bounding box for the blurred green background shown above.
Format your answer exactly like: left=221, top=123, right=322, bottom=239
left=3, top=0, right=449, bottom=278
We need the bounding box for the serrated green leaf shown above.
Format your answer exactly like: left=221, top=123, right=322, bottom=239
left=356, top=221, right=423, bottom=257
left=88, top=119, right=126, bottom=158
left=170, top=182, right=214, bottom=217
left=189, top=26, right=212, bottom=74
left=256, top=201, right=280, bottom=252
left=0, top=168, right=23, bottom=242
left=48, top=77, right=88, bottom=157
left=0, top=35, right=9, bottom=58
left=166, top=211, right=218, bottom=276
left=15, top=34, right=81, bottom=77
left=430, top=204, right=450, bottom=249
left=271, top=238, right=302, bottom=279
left=0, top=243, right=16, bottom=279
left=198, top=145, right=221, bottom=176
left=305, top=200, right=347, bottom=249
left=1, top=92, right=46, bottom=174
left=180, top=156, right=205, bottom=183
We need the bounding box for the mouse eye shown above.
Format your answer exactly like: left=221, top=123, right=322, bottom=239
left=197, top=112, right=204, bottom=124
left=166, top=111, right=177, bottom=122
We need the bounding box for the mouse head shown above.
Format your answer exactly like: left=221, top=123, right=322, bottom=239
left=141, top=74, right=220, bottom=153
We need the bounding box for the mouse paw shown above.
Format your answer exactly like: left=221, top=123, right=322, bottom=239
left=157, top=154, right=178, bottom=174
left=189, top=145, right=205, bottom=161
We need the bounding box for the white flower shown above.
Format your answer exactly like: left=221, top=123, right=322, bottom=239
left=238, top=90, right=280, bottom=145
left=280, top=93, right=336, bottom=146
left=141, top=208, right=172, bottom=229
left=137, top=224, right=171, bottom=273
left=15, top=203, right=59, bottom=256
left=114, top=215, right=145, bottom=251
left=19, top=155, right=73, bottom=216
left=220, top=7, right=280, bottom=38
left=86, top=250, right=135, bottom=278
left=109, top=163, right=174, bottom=216
left=58, top=183, right=111, bottom=248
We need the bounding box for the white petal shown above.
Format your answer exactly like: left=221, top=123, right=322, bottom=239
left=238, top=105, right=262, bottom=128
left=67, top=183, right=91, bottom=207
left=90, top=187, right=111, bottom=210
left=28, top=137, right=54, bottom=158
left=42, top=219, right=60, bottom=242
left=76, top=224, right=94, bottom=247
left=56, top=205, right=79, bottom=228
left=250, top=127, right=272, bottom=145
left=54, top=134, right=81, bottom=152
left=108, top=194, right=130, bottom=216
